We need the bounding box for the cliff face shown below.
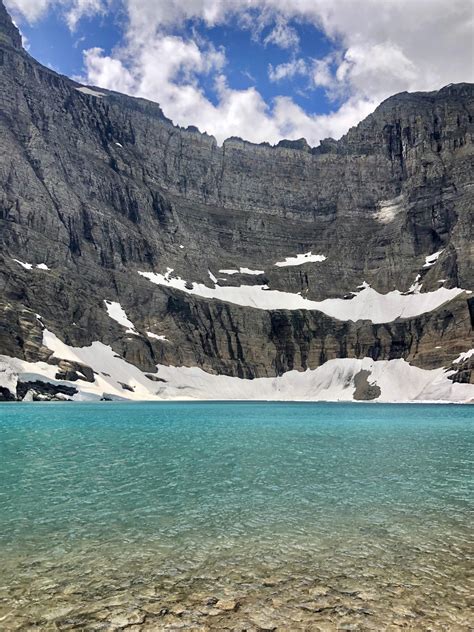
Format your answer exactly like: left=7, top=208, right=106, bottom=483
left=0, top=1, right=472, bottom=401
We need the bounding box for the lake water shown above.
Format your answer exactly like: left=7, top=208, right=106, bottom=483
left=0, top=402, right=472, bottom=630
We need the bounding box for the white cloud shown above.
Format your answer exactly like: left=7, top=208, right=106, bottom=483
left=5, top=0, right=50, bottom=21
left=263, top=18, right=299, bottom=49
left=311, top=54, right=338, bottom=89
left=268, top=58, right=307, bottom=82
left=82, top=47, right=134, bottom=93
left=64, top=0, right=106, bottom=29
left=5, top=0, right=108, bottom=29
left=9, top=0, right=474, bottom=145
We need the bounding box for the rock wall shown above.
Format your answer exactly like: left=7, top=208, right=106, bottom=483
left=0, top=0, right=472, bottom=400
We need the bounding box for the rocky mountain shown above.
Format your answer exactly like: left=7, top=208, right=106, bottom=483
left=0, top=0, right=472, bottom=402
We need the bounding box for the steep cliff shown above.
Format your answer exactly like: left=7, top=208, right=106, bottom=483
left=0, top=1, right=472, bottom=401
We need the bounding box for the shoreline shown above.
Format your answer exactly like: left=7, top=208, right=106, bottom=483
left=1, top=398, right=473, bottom=405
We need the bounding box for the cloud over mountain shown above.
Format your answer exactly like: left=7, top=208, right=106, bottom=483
left=6, top=0, right=474, bottom=144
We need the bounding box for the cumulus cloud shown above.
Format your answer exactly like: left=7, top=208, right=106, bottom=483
left=8, top=0, right=474, bottom=145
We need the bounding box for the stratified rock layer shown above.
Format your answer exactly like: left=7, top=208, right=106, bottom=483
left=0, top=0, right=472, bottom=399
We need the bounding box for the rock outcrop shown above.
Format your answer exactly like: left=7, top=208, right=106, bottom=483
left=0, top=0, right=472, bottom=401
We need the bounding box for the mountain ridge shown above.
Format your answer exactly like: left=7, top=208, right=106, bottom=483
left=0, top=0, right=472, bottom=402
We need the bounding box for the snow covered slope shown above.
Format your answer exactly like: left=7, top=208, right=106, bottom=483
left=1, top=330, right=472, bottom=403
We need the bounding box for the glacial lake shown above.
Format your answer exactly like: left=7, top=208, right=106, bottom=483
left=0, top=401, right=472, bottom=630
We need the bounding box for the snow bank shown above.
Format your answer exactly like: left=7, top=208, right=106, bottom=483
left=0, top=331, right=472, bottom=403
left=154, top=358, right=474, bottom=403
left=275, top=252, right=327, bottom=267
left=138, top=270, right=466, bottom=323
left=0, top=359, right=18, bottom=396
left=104, top=301, right=137, bottom=335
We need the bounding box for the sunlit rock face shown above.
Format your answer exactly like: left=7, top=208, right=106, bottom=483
left=0, top=0, right=472, bottom=400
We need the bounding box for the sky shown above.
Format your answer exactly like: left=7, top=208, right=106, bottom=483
left=5, top=0, right=474, bottom=146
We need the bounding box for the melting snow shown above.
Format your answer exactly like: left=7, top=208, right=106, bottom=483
left=1, top=331, right=472, bottom=403
left=275, top=252, right=327, bottom=267
left=138, top=270, right=465, bottom=324
left=104, top=301, right=138, bottom=335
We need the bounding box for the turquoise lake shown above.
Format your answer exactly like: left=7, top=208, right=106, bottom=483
left=0, top=402, right=472, bottom=630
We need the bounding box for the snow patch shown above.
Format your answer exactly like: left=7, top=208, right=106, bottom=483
left=275, top=252, right=327, bottom=267
left=104, top=301, right=138, bottom=335
left=407, top=274, right=422, bottom=294
left=208, top=270, right=218, bottom=284
left=13, top=259, right=49, bottom=271
left=423, top=249, right=444, bottom=268
left=115, top=142, right=123, bottom=148
left=219, top=267, right=264, bottom=275
left=147, top=332, right=168, bottom=342
left=138, top=270, right=465, bottom=324
left=453, top=349, right=474, bottom=364
left=240, top=267, right=265, bottom=275
left=76, top=86, right=106, bottom=98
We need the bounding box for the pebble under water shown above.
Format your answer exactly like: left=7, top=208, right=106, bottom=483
left=0, top=401, right=472, bottom=630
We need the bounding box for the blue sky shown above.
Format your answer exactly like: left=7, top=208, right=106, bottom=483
left=20, top=7, right=335, bottom=116
left=20, top=9, right=123, bottom=77
left=7, top=0, right=473, bottom=145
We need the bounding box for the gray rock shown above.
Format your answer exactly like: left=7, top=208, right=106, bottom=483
left=0, top=0, right=472, bottom=396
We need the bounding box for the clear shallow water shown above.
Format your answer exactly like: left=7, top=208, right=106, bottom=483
left=0, top=402, right=472, bottom=630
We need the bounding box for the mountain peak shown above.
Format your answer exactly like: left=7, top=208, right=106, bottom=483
left=0, top=1, right=23, bottom=50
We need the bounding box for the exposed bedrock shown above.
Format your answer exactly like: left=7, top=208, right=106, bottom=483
left=0, top=0, right=472, bottom=392
left=0, top=288, right=471, bottom=379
